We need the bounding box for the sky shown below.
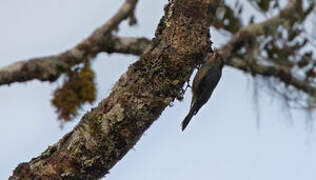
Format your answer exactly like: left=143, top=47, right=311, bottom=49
left=0, top=0, right=316, bottom=179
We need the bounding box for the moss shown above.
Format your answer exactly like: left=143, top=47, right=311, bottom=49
left=51, top=62, right=96, bottom=121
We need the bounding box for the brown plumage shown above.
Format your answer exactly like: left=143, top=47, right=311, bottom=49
left=182, top=53, right=224, bottom=131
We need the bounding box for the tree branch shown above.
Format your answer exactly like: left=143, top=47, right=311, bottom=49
left=218, top=0, right=316, bottom=96
left=225, top=57, right=316, bottom=95
left=0, top=0, right=140, bottom=86
left=10, top=0, right=220, bottom=179
left=8, top=0, right=316, bottom=178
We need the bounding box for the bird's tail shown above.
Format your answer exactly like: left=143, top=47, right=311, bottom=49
left=181, top=109, right=195, bottom=131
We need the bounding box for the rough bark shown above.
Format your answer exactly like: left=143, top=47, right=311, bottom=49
left=10, top=0, right=220, bottom=179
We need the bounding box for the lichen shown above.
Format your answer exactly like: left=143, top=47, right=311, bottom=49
left=106, top=104, right=125, bottom=126
left=165, top=3, right=175, bottom=27
left=87, top=112, right=104, bottom=136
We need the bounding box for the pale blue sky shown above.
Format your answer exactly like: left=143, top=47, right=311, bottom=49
left=1, top=1, right=316, bottom=179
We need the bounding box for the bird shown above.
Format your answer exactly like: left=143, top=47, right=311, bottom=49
left=182, top=52, right=224, bottom=131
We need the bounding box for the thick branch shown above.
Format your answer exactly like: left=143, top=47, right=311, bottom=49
left=0, top=0, right=140, bottom=86
left=10, top=0, right=220, bottom=179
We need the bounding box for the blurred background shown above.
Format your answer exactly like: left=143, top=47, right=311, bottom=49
left=0, top=0, right=316, bottom=179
